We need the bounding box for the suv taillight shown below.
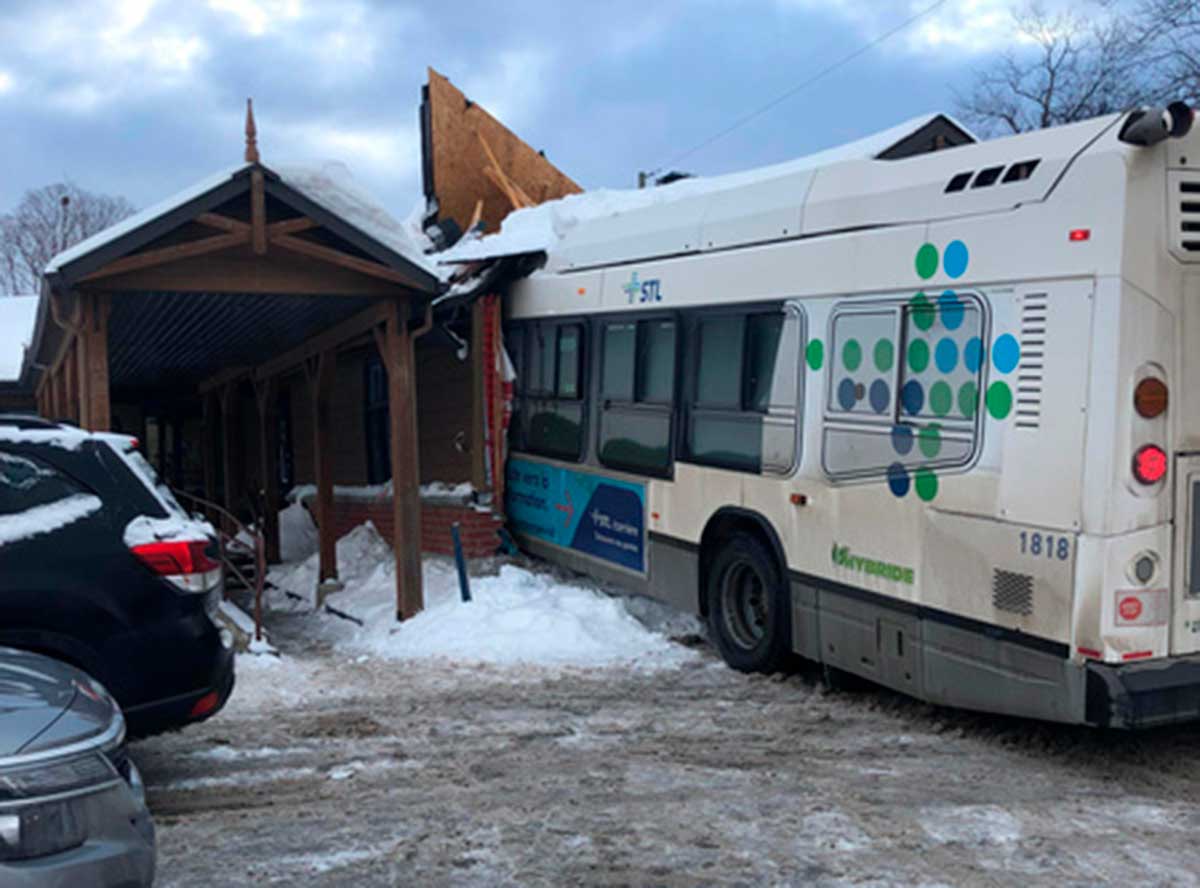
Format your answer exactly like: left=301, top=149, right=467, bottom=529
left=130, top=540, right=221, bottom=593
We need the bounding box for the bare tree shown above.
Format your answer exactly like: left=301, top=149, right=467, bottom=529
left=0, top=183, right=135, bottom=296
left=1137, top=0, right=1200, bottom=102
left=955, top=3, right=1155, bottom=136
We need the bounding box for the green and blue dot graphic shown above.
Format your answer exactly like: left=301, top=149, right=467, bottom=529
left=812, top=239, right=1021, bottom=502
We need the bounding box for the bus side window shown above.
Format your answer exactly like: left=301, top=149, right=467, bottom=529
left=505, top=324, right=525, bottom=451
left=597, top=318, right=676, bottom=476
left=683, top=308, right=791, bottom=475
left=822, top=297, right=982, bottom=480
left=524, top=320, right=587, bottom=462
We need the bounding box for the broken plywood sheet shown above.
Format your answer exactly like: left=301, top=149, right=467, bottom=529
left=422, top=68, right=582, bottom=236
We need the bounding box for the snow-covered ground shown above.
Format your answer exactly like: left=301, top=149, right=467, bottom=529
left=265, top=516, right=700, bottom=672
left=132, top=514, right=1200, bottom=886
left=137, top=624, right=1200, bottom=887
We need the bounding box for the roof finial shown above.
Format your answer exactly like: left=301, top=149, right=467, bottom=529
left=244, top=98, right=260, bottom=164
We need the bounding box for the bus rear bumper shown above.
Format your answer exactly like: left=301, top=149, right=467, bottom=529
left=1085, top=655, right=1200, bottom=729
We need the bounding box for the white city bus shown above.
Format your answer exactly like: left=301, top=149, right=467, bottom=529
left=495, top=104, right=1200, bottom=728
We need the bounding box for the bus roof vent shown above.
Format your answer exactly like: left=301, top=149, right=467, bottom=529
left=1168, top=171, right=1200, bottom=262
left=946, top=160, right=1040, bottom=194
left=1015, top=292, right=1047, bottom=429
left=993, top=569, right=1034, bottom=616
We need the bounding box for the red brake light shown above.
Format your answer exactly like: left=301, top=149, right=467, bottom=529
left=131, top=540, right=220, bottom=575
left=1132, top=445, right=1168, bottom=485
left=1069, top=228, right=1091, bottom=242
left=189, top=691, right=220, bottom=719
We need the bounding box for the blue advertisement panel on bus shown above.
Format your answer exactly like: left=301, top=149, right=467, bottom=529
left=506, top=458, right=646, bottom=573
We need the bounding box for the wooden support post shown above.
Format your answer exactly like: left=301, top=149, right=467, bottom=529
left=78, top=293, right=111, bottom=431
left=75, top=324, right=90, bottom=429
left=376, top=300, right=428, bottom=620
left=306, top=353, right=337, bottom=584
left=64, top=341, right=78, bottom=423
left=200, top=393, right=216, bottom=524
left=57, top=363, right=68, bottom=421
left=218, top=383, right=238, bottom=532
left=254, top=376, right=281, bottom=564
left=469, top=299, right=488, bottom=492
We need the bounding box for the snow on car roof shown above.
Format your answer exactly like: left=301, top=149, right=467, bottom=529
left=0, top=296, right=40, bottom=383
left=438, top=112, right=976, bottom=265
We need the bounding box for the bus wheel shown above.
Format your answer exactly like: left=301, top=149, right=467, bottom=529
left=706, top=532, right=792, bottom=673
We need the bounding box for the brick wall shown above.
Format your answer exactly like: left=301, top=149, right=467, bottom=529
left=329, top=497, right=503, bottom=558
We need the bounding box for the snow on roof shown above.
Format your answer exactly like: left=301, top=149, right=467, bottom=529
left=438, top=113, right=975, bottom=265
left=45, top=164, right=250, bottom=275
left=45, top=161, right=442, bottom=282
left=276, top=162, right=443, bottom=281
left=0, top=295, right=40, bottom=383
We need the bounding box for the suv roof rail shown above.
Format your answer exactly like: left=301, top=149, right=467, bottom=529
left=0, top=414, right=64, bottom=431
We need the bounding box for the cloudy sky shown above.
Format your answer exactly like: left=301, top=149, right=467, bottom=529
left=0, top=0, right=1048, bottom=217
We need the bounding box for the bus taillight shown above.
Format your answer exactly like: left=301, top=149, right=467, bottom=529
left=1134, top=378, right=1168, bottom=419
left=1133, top=444, right=1168, bottom=485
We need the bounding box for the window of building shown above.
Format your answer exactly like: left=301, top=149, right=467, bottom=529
left=598, top=317, right=677, bottom=475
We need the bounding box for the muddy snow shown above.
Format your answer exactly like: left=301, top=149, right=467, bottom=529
left=136, top=601, right=1200, bottom=885
left=133, top=520, right=1200, bottom=886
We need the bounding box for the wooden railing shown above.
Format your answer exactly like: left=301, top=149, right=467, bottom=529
left=172, top=489, right=266, bottom=644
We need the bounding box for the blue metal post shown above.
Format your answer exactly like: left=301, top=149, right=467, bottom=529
left=451, top=522, right=471, bottom=602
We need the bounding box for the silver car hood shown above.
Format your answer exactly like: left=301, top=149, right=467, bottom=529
left=0, top=648, right=114, bottom=758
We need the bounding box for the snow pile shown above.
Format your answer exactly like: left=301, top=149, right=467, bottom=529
left=279, top=500, right=319, bottom=562
left=354, top=562, right=697, bottom=669
left=267, top=521, right=392, bottom=607
left=439, top=112, right=972, bottom=264
left=270, top=521, right=696, bottom=670
left=0, top=493, right=101, bottom=546
left=0, top=295, right=39, bottom=382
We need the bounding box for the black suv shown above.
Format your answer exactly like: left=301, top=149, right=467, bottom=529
left=0, top=415, right=235, bottom=737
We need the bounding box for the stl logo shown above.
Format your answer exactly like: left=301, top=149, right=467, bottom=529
left=622, top=271, right=663, bottom=304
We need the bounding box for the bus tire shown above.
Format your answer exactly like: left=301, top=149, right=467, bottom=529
left=705, top=531, right=792, bottom=673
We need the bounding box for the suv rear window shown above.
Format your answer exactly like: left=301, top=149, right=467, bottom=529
left=0, top=451, right=87, bottom=515
left=112, top=444, right=189, bottom=520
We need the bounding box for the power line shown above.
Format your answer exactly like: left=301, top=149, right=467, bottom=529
left=650, top=0, right=954, bottom=176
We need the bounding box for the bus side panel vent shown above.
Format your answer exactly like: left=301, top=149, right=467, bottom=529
left=993, top=569, right=1034, bottom=616
left=1015, top=292, right=1047, bottom=429
left=1169, top=172, right=1200, bottom=261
